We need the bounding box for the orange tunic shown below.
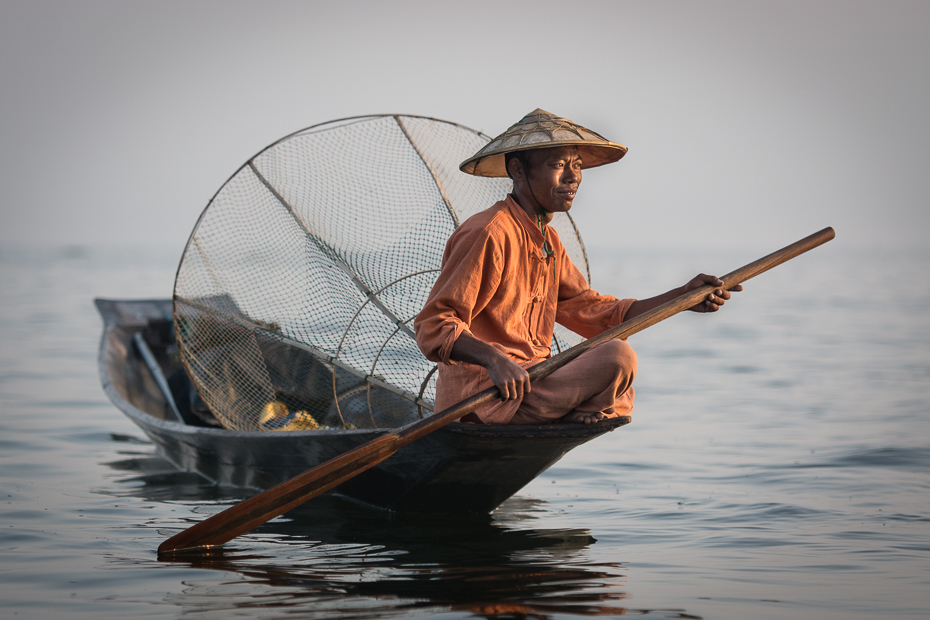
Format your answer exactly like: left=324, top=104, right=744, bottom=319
left=414, top=195, right=636, bottom=423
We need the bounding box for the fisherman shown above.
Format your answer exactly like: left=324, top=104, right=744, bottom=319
left=414, top=109, right=740, bottom=425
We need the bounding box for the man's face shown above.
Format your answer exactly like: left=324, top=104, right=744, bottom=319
left=523, top=146, right=583, bottom=213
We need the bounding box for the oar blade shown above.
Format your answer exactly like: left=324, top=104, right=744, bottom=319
left=157, top=434, right=399, bottom=554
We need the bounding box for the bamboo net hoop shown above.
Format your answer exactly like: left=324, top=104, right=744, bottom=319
left=173, top=115, right=591, bottom=431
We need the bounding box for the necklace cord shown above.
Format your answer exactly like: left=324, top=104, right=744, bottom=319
left=536, top=208, right=554, bottom=258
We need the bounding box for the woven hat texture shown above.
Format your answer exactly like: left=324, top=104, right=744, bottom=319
left=460, top=108, right=627, bottom=177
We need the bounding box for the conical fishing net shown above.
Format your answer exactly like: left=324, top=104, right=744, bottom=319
left=173, top=115, right=591, bottom=431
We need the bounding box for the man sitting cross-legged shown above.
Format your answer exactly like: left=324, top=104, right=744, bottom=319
left=415, top=109, right=739, bottom=425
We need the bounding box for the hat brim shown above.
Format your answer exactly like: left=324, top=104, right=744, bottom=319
left=459, top=142, right=627, bottom=178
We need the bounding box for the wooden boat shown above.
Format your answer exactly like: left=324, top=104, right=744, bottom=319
left=96, top=298, right=629, bottom=514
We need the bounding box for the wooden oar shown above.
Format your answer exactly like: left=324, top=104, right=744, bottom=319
left=158, top=226, right=835, bottom=554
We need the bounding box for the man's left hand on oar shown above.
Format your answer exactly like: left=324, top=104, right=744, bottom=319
left=622, top=273, right=742, bottom=323
left=683, top=274, right=744, bottom=313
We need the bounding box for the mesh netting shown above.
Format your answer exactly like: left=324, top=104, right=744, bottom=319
left=174, top=115, right=591, bottom=431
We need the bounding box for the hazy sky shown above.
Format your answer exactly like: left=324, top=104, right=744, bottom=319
left=1, top=0, right=927, bottom=254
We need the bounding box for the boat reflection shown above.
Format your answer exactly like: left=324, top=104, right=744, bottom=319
left=101, top=448, right=642, bottom=618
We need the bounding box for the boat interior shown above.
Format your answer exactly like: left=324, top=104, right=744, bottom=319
left=98, top=299, right=222, bottom=428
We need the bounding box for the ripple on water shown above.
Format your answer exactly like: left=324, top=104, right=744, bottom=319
left=809, top=447, right=929, bottom=471
left=708, top=502, right=834, bottom=523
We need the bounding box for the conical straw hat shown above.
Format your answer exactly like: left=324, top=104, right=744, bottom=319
left=460, top=109, right=627, bottom=177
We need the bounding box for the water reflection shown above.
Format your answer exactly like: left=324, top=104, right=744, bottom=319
left=157, top=528, right=632, bottom=619
left=99, top=450, right=689, bottom=618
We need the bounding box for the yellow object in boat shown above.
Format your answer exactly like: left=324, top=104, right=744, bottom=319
left=259, top=401, right=289, bottom=426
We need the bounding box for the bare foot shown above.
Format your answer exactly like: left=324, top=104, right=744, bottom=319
left=562, top=410, right=606, bottom=425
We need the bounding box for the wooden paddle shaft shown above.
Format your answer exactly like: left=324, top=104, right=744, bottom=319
left=158, top=226, right=834, bottom=554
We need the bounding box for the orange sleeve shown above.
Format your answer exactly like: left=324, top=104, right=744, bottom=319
left=555, top=250, right=635, bottom=339
left=414, top=224, right=504, bottom=364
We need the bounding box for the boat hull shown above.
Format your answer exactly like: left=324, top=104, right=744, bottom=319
left=96, top=298, right=629, bottom=513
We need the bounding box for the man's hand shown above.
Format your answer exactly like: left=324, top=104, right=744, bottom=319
left=449, top=332, right=531, bottom=402
left=486, top=355, right=531, bottom=401
left=625, top=274, right=744, bottom=321
left=685, top=274, right=743, bottom=313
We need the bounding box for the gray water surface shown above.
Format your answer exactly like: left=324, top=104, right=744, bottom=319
left=0, top=242, right=927, bottom=619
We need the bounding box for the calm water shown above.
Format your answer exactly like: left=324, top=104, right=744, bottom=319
left=0, top=241, right=927, bottom=619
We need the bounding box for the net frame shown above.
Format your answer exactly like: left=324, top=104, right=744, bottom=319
left=172, top=114, right=592, bottom=431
